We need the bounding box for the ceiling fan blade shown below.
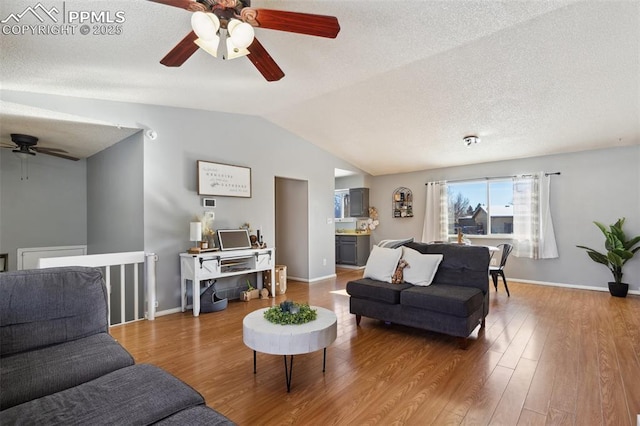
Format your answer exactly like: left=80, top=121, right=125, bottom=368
left=243, top=9, right=340, bottom=38
left=36, top=149, right=80, bottom=161
left=33, top=146, right=68, bottom=153
left=160, top=31, right=199, bottom=67
left=147, top=0, right=205, bottom=12
left=246, top=38, right=284, bottom=82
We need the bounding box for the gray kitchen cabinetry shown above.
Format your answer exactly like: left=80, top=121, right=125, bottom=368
left=349, top=188, right=369, bottom=218
left=336, top=235, right=370, bottom=266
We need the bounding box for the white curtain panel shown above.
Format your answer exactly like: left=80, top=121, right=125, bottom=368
left=538, top=172, right=559, bottom=258
left=513, top=172, right=559, bottom=259
left=422, top=182, right=448, bottom=243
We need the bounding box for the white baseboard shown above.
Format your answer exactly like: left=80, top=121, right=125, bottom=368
left=288, top=273, right=338, bottom=283
left=155, top=307, right=184, bottom=317
left=510, top=277, right=640, bottom=295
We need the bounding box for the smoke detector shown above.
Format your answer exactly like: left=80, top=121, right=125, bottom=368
left=463, top=135, right=480, bottom=146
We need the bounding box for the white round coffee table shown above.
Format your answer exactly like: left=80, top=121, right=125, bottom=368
left=243, top=306, right=337, bottom=392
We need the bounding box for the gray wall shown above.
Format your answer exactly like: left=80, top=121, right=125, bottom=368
left=369, top=145, right=640, bottom=292
left=335, top=174, right=371, bottom=190
left=3, top=89, right=637, bottom=302
left=2, top=90, right=357, bottom=311
left=87, top=132, right=144, bottom=254
left=0, top=149, right=87, bottom=271
left=275, top=177, right=309, bottom=280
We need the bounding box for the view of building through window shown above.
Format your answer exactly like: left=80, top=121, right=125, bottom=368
left=447, top=180, right=514, bottom=235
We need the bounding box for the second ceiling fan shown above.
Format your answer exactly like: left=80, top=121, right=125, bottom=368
left=150, top=0, right=340, bottom=81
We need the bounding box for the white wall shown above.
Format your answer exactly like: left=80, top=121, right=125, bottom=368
left=0, top=149, right=87, bottom=271
left=370, top=145, right=640, bottom=292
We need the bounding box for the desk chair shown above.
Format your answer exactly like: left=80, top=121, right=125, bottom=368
left=490, top=243, right=513, bottom=296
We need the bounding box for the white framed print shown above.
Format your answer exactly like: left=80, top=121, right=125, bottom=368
left=197, top=160, right=251, bottom=198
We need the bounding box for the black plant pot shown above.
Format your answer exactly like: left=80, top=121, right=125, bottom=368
left=608, top=282, right=629, bottom=298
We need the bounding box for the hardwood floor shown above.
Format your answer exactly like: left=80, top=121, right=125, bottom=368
left=110, top=269, right=640, bottom=425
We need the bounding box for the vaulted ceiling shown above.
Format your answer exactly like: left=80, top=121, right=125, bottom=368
left=1, top=0, right=638, bottom=175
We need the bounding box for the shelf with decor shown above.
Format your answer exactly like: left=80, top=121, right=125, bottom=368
left=392, top=187, right=413, bottom=218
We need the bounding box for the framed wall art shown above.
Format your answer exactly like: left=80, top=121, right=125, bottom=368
left=197, top=160, right=252, bottom=198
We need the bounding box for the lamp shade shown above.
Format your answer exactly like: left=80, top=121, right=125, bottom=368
left=227, top=19, right=254, bottom=49
left=190, top=222, right=202, bottom=241
left=191, top=11, right=220, bottom=40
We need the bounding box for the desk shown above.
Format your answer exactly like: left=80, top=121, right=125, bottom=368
left=243, top=306, right=337, bottom=392
left=179, top=248, right=275, bottom=317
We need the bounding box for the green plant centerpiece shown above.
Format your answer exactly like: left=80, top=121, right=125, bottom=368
left=576, top=217, right=640, bottom=297
left=264, top=300, right=317, bottom=325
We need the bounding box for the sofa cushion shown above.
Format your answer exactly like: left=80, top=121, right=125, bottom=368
left=1, top=364, right=206, bottom=425
left=0, top=332, right=134, bottom=410
left=0, top=266, right=108, bottom=356
left=363, top=245, right=402, bottom=283
left=401, top=247, right=443, bottom=286
left=153, top=405, right=236, bottom=425
left=377, top=237, right=414, bottom=249
left=347, top=278, right=412, bottom=304
left=403, top=242, right=490, bottom=294
left=401, top=285, right=484, bottom=317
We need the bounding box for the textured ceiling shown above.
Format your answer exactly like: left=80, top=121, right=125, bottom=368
left=1, top=0, right=638, bottom=174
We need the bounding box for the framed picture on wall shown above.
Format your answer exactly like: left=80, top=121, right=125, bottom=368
left=197, top=160, right=252, bottom=198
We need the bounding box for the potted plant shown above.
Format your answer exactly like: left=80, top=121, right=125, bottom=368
left=577, top=217, right=640, bottom=297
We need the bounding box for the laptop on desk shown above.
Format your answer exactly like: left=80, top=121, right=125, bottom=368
left=217, top=229, right=252, bottom=251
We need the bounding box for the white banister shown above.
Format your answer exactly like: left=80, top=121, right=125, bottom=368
left=38, top=251, right=157, bottom=326
left=145, top=253, right=158, bottom=321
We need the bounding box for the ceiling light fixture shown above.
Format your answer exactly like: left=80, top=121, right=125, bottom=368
left=191, top=11, right=254, bottom=61
left=463, top=135, right=481, bottom=146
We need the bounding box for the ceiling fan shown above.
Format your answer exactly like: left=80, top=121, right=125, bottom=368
left=1, top=134, right=79, bottom=161
left=149, top=0, right=340, bottom=81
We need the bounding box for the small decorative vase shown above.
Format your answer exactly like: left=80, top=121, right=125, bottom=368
left=608, top=282, right=629, bottom=298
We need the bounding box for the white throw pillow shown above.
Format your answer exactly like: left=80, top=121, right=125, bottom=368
left=401, top=247, right=443, bottom=286
left=363, top=245, right=403, bottom=283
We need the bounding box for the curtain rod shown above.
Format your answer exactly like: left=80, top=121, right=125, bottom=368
left=425, top=172, right=561, bottom=185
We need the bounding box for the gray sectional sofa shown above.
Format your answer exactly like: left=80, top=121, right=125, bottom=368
left=346, top=242, right=491, bottom=348
left=0, top=266, right=234, bottom=425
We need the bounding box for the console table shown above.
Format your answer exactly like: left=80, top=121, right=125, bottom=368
left=179, top=247, right=275, bottom=317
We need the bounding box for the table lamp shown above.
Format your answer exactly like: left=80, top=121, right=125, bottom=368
left=189, top=222, right=202, bottom=253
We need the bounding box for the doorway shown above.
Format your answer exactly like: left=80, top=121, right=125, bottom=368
left=274, top=177, right=309, bottom=281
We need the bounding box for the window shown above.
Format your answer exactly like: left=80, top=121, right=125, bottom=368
left=334, top=189, right=349, bottom=219
left=447, top=179, right=514, bottom=236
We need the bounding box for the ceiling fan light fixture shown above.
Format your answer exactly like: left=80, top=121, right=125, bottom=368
left=195, top=36, right=220, bottom=58
left=225, top=37, right=250, bottom=59
left=227, top=19, right=254, bottom=50
left=13, top=149, right=35, bottom=160
left=191, top=11, right=220, bottom=41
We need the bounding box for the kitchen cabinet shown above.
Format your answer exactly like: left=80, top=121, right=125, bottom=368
left=335, top=234, right=370, bottom=266
left=349, top=188, right=369, bottom=218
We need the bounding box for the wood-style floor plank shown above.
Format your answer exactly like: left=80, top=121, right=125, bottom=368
left=110, top=271, right=640, bottom=426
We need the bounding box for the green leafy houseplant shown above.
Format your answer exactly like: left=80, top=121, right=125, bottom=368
left=264, top=301, right=317, bottom=325
left=577, top=218, right=640, bottom=295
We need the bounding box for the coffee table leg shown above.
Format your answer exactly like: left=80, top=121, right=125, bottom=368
left=323, top=347, right=328, bottom=372
left=283, top=355, right=294, bottom=392
left=253, top=350, right=257, bottom=374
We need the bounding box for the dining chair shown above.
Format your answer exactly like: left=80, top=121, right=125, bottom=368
left=490, top=243, right=513, bottom=296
